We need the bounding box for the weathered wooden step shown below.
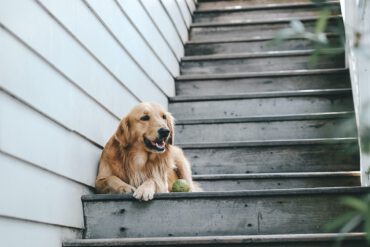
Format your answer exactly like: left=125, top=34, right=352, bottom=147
left=194, top=2, right=340, bottom=23
left=82, top=187, right=370, bottom=239
left=190, top=17, right=341, bottom=41
left=64, top=233, right=366, bottom=247
left=185, top=35, right=341, bottom=56
left=169, top=89, right=353, bottom=120
left=197, top=0, right=320, bottom=11
left=176, top=113, right=356, bottom=143
left=180, top=50, right=344, bottom=75
left=194, top=172, right=361, bottom=191
left=176, top=70, right=350, bottom=96
left=183, top=139, right=359, bottom=175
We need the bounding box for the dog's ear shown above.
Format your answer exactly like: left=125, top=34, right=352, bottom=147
left=114, top=117, right=130, bottom=147
left=166, top=112, right=175, bottom=145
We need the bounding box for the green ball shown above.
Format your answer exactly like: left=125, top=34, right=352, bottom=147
left=172, top=179, right=190, bottom=192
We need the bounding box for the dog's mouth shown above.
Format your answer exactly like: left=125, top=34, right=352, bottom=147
left=144, top=137, right=166, bottom=153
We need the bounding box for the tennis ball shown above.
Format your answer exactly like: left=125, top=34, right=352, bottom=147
left=172, top=179, right=190, bottom=192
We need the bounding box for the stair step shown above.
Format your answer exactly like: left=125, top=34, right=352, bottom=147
left=176, top=70, right=349, bottom=96
left=190, top=16, right=341, bottom=41
left=181, top=50, right=344, bottom=75
left=64, top=233, right=366, bottom=247
left=176, top=115, right=356, bottom=143
left=183, top=139, right=358, bottom=175
left=197, top=0, right=319, bottom=11
left=82, top=187, right=370, bottom=239
left=194, top=2, right=340, bottom=24
left=169, top=89, right=353, bottom=120
left=185, top=35, right=341, bottom=56
left=194, top=172, right=360, bottom=191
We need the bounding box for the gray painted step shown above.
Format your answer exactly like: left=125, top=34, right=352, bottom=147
left=176, top=71, right=350, bottom=96
left=194, top=3, right=340, bottom=23
left=197, top=0, right=317, bottom=11
left=82, top=187, right=370, bottom=239
left=180, top=50, right=344, bottom=75
left=185, top=36, right=341, bottom=56
left=194, top=172, right=361, bottom=191
left=169, top=90, right=353, bottom=120
left=64, top=233, right=366, bottom=247
left=183, top=140, right=359, bottom=175
left=176, top=116, right=356, bottom=143
left=190, top=17, right=341, bottom=41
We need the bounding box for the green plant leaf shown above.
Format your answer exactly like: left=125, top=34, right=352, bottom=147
left=341, top=197, right=370, bottom=214
left=315, top=8, right=331, bottom=33
left=323, top=211, right=357, bottom=232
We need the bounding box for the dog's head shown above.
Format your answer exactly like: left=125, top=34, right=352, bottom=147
left=115, top=102, right=175, bottom=153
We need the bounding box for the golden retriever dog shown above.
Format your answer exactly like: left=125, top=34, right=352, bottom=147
left=95, top=102, right=200, bottom=201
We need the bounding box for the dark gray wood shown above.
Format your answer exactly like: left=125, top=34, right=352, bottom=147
left=176, top=118, right=356, bottom=143
left=185, top=36, right=341, bottom=56
left=183, top=142, right=359, bottom=174
left=82, top=187, right=370, bottom=239
left=169, top=94, right=354, bottom=120
left=180, top=53, right=344, bottom=75
left=194, top=172, right=361, bottom=191
left=175, top=73, right=350, bottom=96
left=63, top=233, right=366, bottom=247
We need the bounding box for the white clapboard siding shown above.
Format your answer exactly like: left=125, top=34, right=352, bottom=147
left=85, top=0, right=175, bottom=97
left=161, top=0, right=189, bottom=43
left=177, top=0, right=192, bottom=28
left=140, top=0, right=185, bottom=60
left=38, top=0, right=170, bottom=103
left=0, top=217, right=81, bottom=247
left=0, top=0, right=139, bottom=118
left=0, top=153, right=91, bottom=228
left=186, top=0, right=197, bottom=13
left=0, top=91, right=101, bottom=187
left=0, top=28, right=118, bottom=147
left=115, top=0, right=180, bottom=74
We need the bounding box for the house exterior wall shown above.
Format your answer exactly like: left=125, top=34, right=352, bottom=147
left=0, top=0, right=194, bottom=246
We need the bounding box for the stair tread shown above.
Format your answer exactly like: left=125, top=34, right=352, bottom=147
left=191, top=15, right=341, bottom=27
left=63, top=232, right=365, bottom=246
left=82, top=186, right=369, bottom=201
left=170, top=88, right=351, bottom=102
left=195, top=1, right=339, bottom=13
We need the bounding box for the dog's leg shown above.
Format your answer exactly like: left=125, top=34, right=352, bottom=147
left=133, top=179, right=156, bottom=201
left=96, top=176, right=136, bottom=194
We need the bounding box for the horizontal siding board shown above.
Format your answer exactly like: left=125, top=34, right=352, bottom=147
left=0, top=28, right=118, bottom=146
left=38, top=0, right=168, bottom=106
left=114, top=0, right=180, bottom=77
left=186, top=0, right=197, bottom=13
left=161, top=0, right=189, bottom=43
left=0, top=91, right=101, bottom=187
left=0, top=153, right=91, bottom=228
left=0, top=0, right=138, bottom=118
left=177, top=0, right=192, bottom=28
left=0, top=216, right=81, bottom=247
left=140, top=0, right=184, bottom=60
left=85, top=0, right=175, bottom=97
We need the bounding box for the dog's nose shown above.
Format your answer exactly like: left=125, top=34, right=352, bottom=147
left=158, top=128, right=170, bottom=138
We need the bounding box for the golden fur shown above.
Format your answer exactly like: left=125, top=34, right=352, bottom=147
left=95, top=102, right=200, bottom=201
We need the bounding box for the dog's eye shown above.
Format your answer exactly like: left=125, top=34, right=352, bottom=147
left=162, top=115, right=167, bottom=120
left=140, top=115, right=150, bottom=121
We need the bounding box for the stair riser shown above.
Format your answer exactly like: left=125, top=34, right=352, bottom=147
left=185, top=144, right=359, bottom=175
left=197, top=177, right=360, bottom=191
left=83, top=192, right=364, bottom=238
left=194, top=6, right=340, bottom=23
left=176, top=118, right=356, bottom=143
left=181, top=54, right=344, bottom=75
left=176, top=74, right=350, bottom=96
left=185, top=37, right=341, bottom=56
left=190, top=20, right=340, bottom=41
left=198, top=0, right=313, bottom=10
left=169, top=95, right=353, bottom=120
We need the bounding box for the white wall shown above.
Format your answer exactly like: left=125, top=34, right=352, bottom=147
left=0, top=0, right=195, bottom=246
left=341, top=0, right=370, bottom=186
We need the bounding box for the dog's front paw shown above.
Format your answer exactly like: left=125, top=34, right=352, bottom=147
left=117, top=184, right=136, bottom=194
left=133, top=184, right=155, bottom=201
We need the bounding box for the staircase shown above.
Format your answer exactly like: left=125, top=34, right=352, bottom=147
left=64, top=0, right=370, bottom=246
